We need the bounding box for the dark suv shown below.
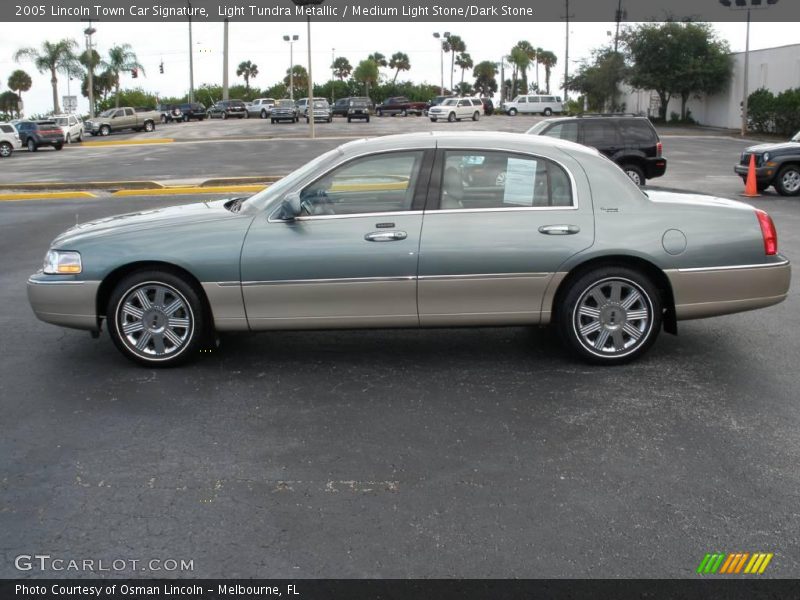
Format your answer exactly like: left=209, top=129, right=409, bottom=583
left=15, top=120, right=65, bottom=152
left=178, top=102, right=207, bottom=121
left=207, top=100, right=247, bottom=119
left=734, top=130, right=800, bottom=196
left=527, top=114, right=667, bottom=186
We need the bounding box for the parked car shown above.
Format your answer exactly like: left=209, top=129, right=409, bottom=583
left=295, top=97, right=328, bottom=118
left=429, top=96, right=451, bottom=110
left=247, top=98, right=276, bottom=119
left=481, top=98, right=495, bottom=116
left=207, top=100, right=248, bottom=119
left=503, top=94, right=565, bottom=116
left=428, top=97, right=484, bottom=122
left=332, top=97, right=374, bottom=117
left=156, top=103, right=183, bottom=124
left=27, top=131, right=790, bottom=367
left=526, top=115, right=667, bottom=186
left=376, top=96, right=428, bottom=117
left=0, top=122, right=22, bottom=157
left=85, top=107, right=158, bottom=136
left=177, top=102, right=207, bottom=121
left=734, top=130, right=800, bottom=196
left=270, top=99, right=299, bottom=123
left=306, top=99, right=332, bottom=123
left=52, top=114, right=84, bottom=143
left=346, top=99, right=371, bottom=123
left=15, top=120, right=65, bottom=151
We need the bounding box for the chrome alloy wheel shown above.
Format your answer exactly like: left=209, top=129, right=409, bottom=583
left=781, top=168, right=800, bottom=194
left=572, top=277, right=653, bottom=358
left=116, top=282, right=194, bottom=360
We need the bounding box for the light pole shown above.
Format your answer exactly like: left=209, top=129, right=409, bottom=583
left=82, top=22, right=96, bottom=117
left=283, top=34, right=299, bottom=100
left=331, top=47, right=335, bottom=104
left=561, top=0, right=574, bottom=103
left=292, top=0, right=326, bottom=140
left=222, top=18, right=229, bottom=101
left=187, top=1, right=194, bottom=103
left=433, top=32, right=450, bottom=96
left=719, top=0, right=779, bottom=137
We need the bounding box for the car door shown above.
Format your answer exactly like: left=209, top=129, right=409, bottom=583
left=240, top=149, right=434, bottom=329
left=417, top=146, right=594, bottom=326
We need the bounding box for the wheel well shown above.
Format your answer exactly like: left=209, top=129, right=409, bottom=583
left=96, top=261, right=214, bottom=330
left=551, top=255, right=677, bottom=335
left=618, top=156, right=645, bottom=170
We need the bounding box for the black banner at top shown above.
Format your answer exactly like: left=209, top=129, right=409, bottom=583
left=5, top=0, right=800, bottom=22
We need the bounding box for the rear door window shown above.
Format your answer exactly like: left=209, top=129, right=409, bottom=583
left=582, top=121, right=620, bottom=148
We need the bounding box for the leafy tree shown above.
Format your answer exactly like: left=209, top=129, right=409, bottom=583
left=566, top=47, right=627, bottom=112
left=331, top=56, right=352, bottom=82
left=0, top=90, right=21, bottom=119
left=98, top=87, right=157, bottom=111
left=454, top=82, right=474, bottom=96
left=13, top=39, right=79, bottom=114
left=773, top=88, right=800, bottom=136
left=746, top=88, right=775, bottom=133
left=368, top=52, right=387, bottom=69
left=7, top=70, right=32, bottom=111
left=354, top=59, right=379, bottom=99
left=283, top=65, right=308, bottom=98
left=623, top=22, right=732, bottom=121
left=106, top=44, right=145, bottom=108
left=473, top=61, right=498, bottom=97
left=455, top=52, right=473, bottom=87
left=389, top=52, right=411, bottom=84
left=538, top=50, right=558, bottom=94
left=442, top=35, right=466, bottom=93
left=236, top=60, right=259, bottom=91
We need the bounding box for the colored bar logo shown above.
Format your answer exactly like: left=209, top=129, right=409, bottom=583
left=697, top=552, right=773, bottom=575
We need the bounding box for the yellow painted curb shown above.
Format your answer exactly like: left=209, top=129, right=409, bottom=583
left=112, top=184, right=267, bottom=197
left=0, top=191, right=97, bottom=201
left=80, top=138, right=174, bottom=147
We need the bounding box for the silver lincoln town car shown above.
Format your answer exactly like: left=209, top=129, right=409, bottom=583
left=28, top=132, right=790, bottom=366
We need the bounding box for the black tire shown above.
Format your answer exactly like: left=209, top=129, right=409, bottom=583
left=100, top=125, right=110, bottom=137
left=54, top=143, right=63, bottom=151
left=222, top=112, right=227, bottom=120
left=508, top=108, right=518, bottom=116
left=544, top=108, right=553, bottom=116
left=558, top=266, right=662, bottom=365
left=107, top=269, right=209, bottom=367
left=306, top=117, right=309, bottom=123
left=347, top=117, right=351, bottom=123
left=366, top=117, right=370, bottom=123
left=775, top=164, right=800, bottom=196
left=472, top=111, right=480, bottom=121
left=0, top=142, right=12, bottom=158
left=160, top=115, right=167, bottom=124
left=271, top=119, right=276, bottom=124
left=401, top=108, right=408, bottom=117
left=144, top=121, right=155, bottom=133
left=621, top=163, right=645, bottom=187
left=66, top=134, right=72, bottom=144
left=430, top=118, right=437, bottom=122
left=27, top=139, right=37, bottom=152
left=327, top=117, right=332, bottom=123
left=377, top=109, right=383, bottom=117
left=448, top=112, right=456, bottom=123
left=261, top=110, right=267, bottom=119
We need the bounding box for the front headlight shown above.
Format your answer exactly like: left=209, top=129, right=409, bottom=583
left=43, top=250, right=82, bottom=274
left=763, top=152, right=770, bottom=162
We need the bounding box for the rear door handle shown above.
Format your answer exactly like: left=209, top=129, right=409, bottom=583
left=365, top=231, right=408, bottom=242
left=538, top=224, right=581, bottom=235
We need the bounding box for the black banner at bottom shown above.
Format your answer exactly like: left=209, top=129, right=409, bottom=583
left=2, top=579, right=800, bottom=600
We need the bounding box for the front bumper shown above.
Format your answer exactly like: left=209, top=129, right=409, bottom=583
left=27, top=273, right=101, bottom=331
left=666, top=258, right=791, bottom=320
left=734, top=164, right=776, bottom=184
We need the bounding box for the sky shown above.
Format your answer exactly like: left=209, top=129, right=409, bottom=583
left=1, top=20, right=798, bottom=116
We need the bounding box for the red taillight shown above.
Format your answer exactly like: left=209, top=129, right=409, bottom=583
left=755, top=209, right=778, bottom=255
left=656, top=141, right=663, bottom=157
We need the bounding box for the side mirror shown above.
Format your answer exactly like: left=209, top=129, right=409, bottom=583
left=279, top=192, right=302, bottom=220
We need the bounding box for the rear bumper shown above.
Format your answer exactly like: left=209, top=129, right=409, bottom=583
left=644, top=157, right=667, bottom=179
left=27, top=274, right=101, bottom=331
left=666, top=259, right=790, bottom=320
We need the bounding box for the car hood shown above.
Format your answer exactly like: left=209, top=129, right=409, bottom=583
left=52, top=198, right=243, bottom=247
left=646, top=190, right=754, bottom=211
left=745, top=141, right=799, bottom=153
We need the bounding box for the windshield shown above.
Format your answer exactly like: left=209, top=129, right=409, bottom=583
left=54, top=118, right=68, bottom=126
left=243, top=147, right=343, bottom=212
left=313, top=101, right=327, bottom=108
left=99, top=109, right=115, bottom=117
left=525, top=121, right=550, bottom=135
left=792, top=131, right=800, bottom=142
left=276, top=100, right=294, bottom=108
left=442, top=99, right=458, bottom=106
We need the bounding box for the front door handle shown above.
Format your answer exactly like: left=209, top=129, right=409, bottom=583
left=538, top=224, right=581, bottom=235
left=365, top=230, right=408, bottom=242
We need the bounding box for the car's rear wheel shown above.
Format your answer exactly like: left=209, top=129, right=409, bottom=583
left=161, top=115, right=167, bottom=124
left=544, top=108, right=553, bottom=116
left=448, top=112, right=456, bottom=123
left=144, top=121, right=155, bottom=132
left=27, top=139, right=37, bottom=152
left=401, top=109, right=408, bottom=117
left=222, top=112, right=227, bottom=120
left=775, top=164, right=800, bottom=196
left=0, top=142, right=12, bottom=157
left=54, top=143, right=63, bottom=151
left=472, top=111, right=480, bottom=121
left=558, top=267, right=662, bottom=365
left=261, top=109, right=267, bottom=119
left=622, top=163, right=645, bottom=186
left=108, top=270, right=208, bottom=367
left=430, top=118, right=437, bottom=122
left=66, top=134, right=72, bottom=144
left=377, top=109, right=383, bottom=117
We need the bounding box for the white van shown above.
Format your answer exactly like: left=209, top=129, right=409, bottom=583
left=503, top=95, right=564, bottom=116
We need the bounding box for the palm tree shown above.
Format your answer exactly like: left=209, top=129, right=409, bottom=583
left=443, top=35, right=466, bottom=93
left=534, top=47, right=544, bottom=92
left=508, top=46, right=531, bottom=97
left=283, top=65, right=308, bottom=98
left=106, top=44, right=145, bottom=107
left=538, top=50, right=558, bottom=94
left=472, top=60, right=498, bottom=97
left=455, top=52, right=473, bottom=86
left=368, top=52, right=387, bottom=69
left=388, top=52, right=410, bottom=84
left=331, top=56, right=353, bottom=81
left=13, top=39, right=79, bottom=114
left=236, top=60, right=258, bottom=91
left=354, top=59, right=379, bottom=99
left=7, top=70, right=32, bottom=113
left=514, top=41, right=536, bottom=95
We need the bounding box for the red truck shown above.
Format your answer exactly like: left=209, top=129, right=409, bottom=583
left=375, top=96, right=428, bottom=117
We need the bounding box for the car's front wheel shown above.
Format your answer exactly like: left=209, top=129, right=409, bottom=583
left=558, top=267, right=662, bottom=365
left=100, top=125, right=111, bottom=136
left=775, top=164, right=800, bottom=196
left=0, top=142, right=12, bottom=157
left=508, top=108, right=518, bottom=116
left=108, top=270, right=208, bottom=367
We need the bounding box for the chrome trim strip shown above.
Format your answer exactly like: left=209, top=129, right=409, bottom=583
left=215, top=281, right=241, bottom=287
left=418, top=272, right=550, bottom=280
left=430, top=206, right=578, bottom=214
left=296, top=210, right=423, bottom=222
left=240, top=276, right=416, bottom=287
left=227, top=273, right=552, bottom=287
left=677, top=260, right=789, bottom=273
left=27, top=277, right=87, bottom=286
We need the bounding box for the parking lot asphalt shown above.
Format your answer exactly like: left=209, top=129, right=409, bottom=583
left=1, top=181, right=799, bottom=576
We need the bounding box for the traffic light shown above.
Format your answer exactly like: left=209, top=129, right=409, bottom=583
left=131, top=67, right=138, bottom=79
left=159, top=62, right=164, bottom=74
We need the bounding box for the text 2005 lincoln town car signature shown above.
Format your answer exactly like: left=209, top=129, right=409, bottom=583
left=28, top=132, right=790, bottom=366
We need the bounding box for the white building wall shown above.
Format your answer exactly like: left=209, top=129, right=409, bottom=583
left=620, top=43, right=800, bottom=130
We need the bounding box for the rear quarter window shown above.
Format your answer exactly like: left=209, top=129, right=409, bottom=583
left=619, top=119, right=658, bottom=144
left=1, top=124, right=14, bottom=133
